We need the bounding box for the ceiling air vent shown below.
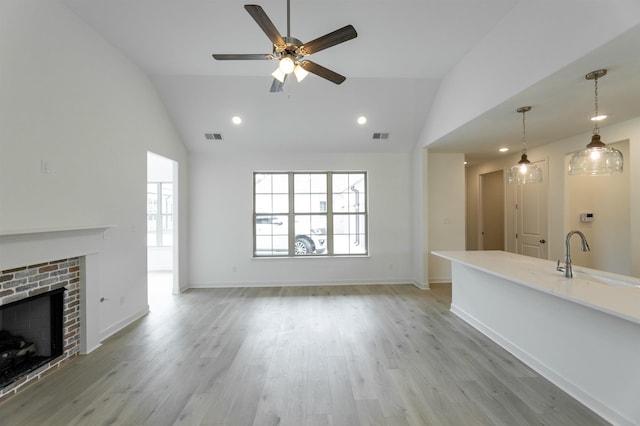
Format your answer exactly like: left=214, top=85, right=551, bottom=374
left=372, top=132, right=389, bottom=140
left=205, top=133, right=223, bottom=141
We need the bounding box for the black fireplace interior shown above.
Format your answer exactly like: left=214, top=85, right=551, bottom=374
left=0, top=288, right=65, bottom=388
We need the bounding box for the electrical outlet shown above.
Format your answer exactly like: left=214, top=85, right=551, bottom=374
left=41, top=160, right=52, bottom=173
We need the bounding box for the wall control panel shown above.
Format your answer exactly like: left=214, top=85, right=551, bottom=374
left=580, top=212, right=594, bottom=223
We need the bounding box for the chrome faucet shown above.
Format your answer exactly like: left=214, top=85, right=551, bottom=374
left=557, top=230, right=590, bottom=278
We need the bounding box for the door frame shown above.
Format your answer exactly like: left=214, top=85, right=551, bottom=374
left=147, top=151, right=179, bottom=295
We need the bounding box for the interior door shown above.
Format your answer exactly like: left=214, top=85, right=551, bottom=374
left=480, top=170, right=504, bottom=250
left=516, top=159, right=548, bottom=258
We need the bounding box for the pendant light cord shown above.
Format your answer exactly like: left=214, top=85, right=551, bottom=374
left=593, top=75, right=600, bottom=135
left=521, top=109, right=527, bottom=154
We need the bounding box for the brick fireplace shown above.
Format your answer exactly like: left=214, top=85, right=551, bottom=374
left=0, top=258, right=81, bottom=401
left=0, top=226, right=109, bottom=403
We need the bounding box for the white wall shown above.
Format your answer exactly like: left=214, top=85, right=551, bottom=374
left=466, top=116, right=640, bottom=278
left=148, top=152, right=175, bottom=182
left=188, top=151, right=414, bottom=287
left=0, top=1, right=189, bottom=340
left=565, top=141, right=630, bottom=274
left=427, top=153, right=466, bottom=283
left=410, top=146, right=428, bottom=288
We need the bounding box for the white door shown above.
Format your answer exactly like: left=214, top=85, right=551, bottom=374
left=516, top=160, right=548, bottom=259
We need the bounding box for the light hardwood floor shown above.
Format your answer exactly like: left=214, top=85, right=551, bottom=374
left=0, top=283, right=608, bottom=425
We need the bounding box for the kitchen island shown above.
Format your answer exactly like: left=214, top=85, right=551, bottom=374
left=433, top=250, right=640, bottom=426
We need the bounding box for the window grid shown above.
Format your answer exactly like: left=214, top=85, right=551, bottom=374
left=147, top=182, right=173, bottom=247
left=254, top=173, right=289, bottom=256
left=254, top=171, right=367, bottom=257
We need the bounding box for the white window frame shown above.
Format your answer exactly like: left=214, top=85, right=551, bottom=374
left=253, top=171, right=368, bottom=257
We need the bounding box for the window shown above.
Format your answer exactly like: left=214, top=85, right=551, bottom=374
left=254, top=172, right=367, bottom=257
left=147, top=182, right=173, bottom=247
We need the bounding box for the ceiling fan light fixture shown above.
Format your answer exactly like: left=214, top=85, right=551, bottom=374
left=278, top=55, right=295, bottom=74
left=272, top=67, right=286, bottom=83
left=212, top=3, right=357, bottom=91
left=568, top=69, right=623, bottom=176
left=293, top=64, right=308, bottom=82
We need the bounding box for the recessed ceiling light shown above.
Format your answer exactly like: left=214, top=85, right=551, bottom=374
left=232, top=115, right=242, bottom=125
left=499, top=147, right=509, bottom=152
left=357, top=116, right=367, bottom=125
left=591, top=114, right=607, bottom=121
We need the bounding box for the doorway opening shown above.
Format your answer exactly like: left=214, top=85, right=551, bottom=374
left=479, top=169, right=505, bottom=250
left=147, top=152, right=178, bottom=308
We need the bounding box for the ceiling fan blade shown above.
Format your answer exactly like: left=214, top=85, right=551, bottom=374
left=270, top=74, right=287, bottom=93
left=299, top=61, right=346, bottom=85
left=212, top=53, right=274, bottom=60
left=300, top=25, right=357, bottom=55
left=244, top=5, right=285, bottom=47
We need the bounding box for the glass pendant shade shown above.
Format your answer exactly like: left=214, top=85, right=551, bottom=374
left=568, top=134, right=623, bottom=175
left=507, top=106, right=542, bottom=184
left=568, top=69, right=623, bottom=176
left=507, top=153, right=543, bottom=184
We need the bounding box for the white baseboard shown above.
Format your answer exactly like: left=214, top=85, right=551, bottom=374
left=428, top=276, right=452, bottom=284
left=81, top=342, right=102, bottom=355
left=188, top=279, right=414, bottom=288
left=411, top=280, right=429, bottom=290
left=99, top=306, right=149, bottom=344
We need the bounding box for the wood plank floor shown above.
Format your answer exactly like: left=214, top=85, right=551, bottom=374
left=0, top=283, right=609, bottom=425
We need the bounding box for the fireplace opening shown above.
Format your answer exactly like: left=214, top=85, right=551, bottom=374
left=0, top=288, right=65, bottom=388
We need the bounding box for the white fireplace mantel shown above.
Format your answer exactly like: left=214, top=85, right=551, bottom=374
left=0, top=226, right=115, bottom=269
left=0, top=225, right=115, bottom=237
left=0, top=225, right=115, bottom=268
left=1, top=225, right=115, bottom=354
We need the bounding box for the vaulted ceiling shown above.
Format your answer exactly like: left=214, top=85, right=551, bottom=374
left=64, top=0, right=640, bottom=163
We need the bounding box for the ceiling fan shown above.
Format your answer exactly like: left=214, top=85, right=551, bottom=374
left=212, top=0, right=357, bottom=92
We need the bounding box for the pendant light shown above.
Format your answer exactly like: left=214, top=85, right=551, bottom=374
left=506, top=106, right=543, bottom=184
left=568, top=69, right=623, bottom=175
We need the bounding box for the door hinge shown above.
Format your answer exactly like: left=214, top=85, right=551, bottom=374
left=515, top=233, right=518, bottom=239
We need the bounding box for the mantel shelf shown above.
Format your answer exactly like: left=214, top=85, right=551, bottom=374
left=0, top=225, right=116, bottom=239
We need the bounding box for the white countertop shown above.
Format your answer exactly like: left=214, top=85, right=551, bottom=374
left=432, top=250, right=640, bottom=326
